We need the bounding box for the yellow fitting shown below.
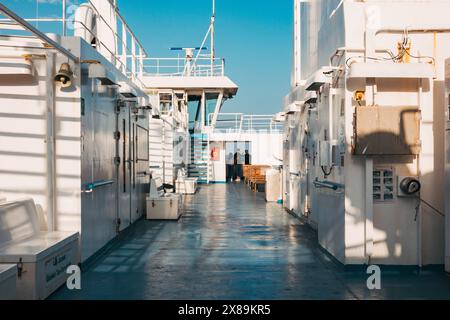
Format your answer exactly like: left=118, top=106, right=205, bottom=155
left=354, top=91, right=365, bottom=102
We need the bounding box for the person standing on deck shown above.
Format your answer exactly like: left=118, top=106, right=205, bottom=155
left=245, top=150, right=251, bottom=165
left=226, top=152, right=235, bottom=182
left=234, top=149, right=243, bottom=182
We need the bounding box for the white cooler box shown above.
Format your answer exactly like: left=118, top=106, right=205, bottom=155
left=146, top=194, right=182, bottom=220
left=176, top=178, right=198, bottom=195
left=0, top=199, right=80, bottom=300
left=266, top=169, right=282, bottom=203
left=0, top=264, right=17, bottom=300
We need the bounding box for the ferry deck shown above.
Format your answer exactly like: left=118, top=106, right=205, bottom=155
left=51, top=183, right=450, bottom=300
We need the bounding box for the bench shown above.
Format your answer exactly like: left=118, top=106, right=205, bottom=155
left=0, top=264, right=16, bottom=300
left=247, top=166, right=271, bottom=192
left=147, top=178, right=183, bottom=220
left=243, top=165, right=251, bottom=184
left=0, top=199, right=79, bottom=300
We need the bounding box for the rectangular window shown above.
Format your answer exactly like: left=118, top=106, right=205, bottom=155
left=136, top=125, right=149, bottom=161
left=159, top=93, right=173, bottom=115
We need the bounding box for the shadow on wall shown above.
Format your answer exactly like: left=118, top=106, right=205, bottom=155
left=306, top=86, right=446, bottom=265
left=0, top=71, right=83, bottom=231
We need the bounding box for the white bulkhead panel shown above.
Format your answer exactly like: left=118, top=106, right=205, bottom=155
left=445, top=58, right=450, bottom=273
left=149, top=117, right=164, bottom=179
left=284, top=0, right=450, bottom=266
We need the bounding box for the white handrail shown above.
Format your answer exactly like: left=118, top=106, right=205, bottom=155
left=0, top=1, right=147, bottom=86
left=210, top=113, right=284, bottom=133
left=143, top=57, right=225, bottom=77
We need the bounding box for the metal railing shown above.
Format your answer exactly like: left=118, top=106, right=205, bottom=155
left=209, top=113, right=284, bottom=134
left=143, top=57, right=225, bottom=77
left=0, top=3, right=78, bottom=62
left=0, top=0, right=148, bottom=86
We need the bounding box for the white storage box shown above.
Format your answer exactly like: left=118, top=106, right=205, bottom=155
left=0, top=264, right=17, bottom=300
left=266, top=169, right=282, bottom=203
left=0, top=199, right=80, bottom=300
left=146, top=194, right=182, bottom=220
left=176, top=178, right=198, bottom=195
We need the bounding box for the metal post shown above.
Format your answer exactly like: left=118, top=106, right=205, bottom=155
left=222, top=58, right=225, bottom=76
left=139, top=47, right=143, bottom=79
left=201, top=91, right=206, bottom=131
left=131, top=36, right=136, bottom=80
left=122, top=24, right=127, bottom=74
left=293, top=0, right=302, bottom=87
left=46, top=52, right=56, bottom=232
left=210, top=0, right=215, bottom=75
left=62, top=0, right=66, bottom=36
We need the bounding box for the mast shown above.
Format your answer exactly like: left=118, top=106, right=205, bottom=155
left=210, top=0, right=215, bottom=75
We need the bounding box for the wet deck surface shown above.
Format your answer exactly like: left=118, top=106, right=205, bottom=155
left=51, top=183, right=450, bottom=300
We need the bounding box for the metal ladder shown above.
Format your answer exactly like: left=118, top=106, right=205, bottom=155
left=188, top=133, right=209, bottom=184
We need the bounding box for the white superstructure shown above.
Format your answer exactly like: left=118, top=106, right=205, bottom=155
left=282, top=0, right=450, bottom=266
left=0, top=0, right=150, bottom=265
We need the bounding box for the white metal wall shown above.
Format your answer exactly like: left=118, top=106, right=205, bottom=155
left=149, top=118, right=164, bottom=179
left=148, top=117, right=175, bottom=184
left=285, top=0, right=450, bottom=266
left=0, top=37, right=149, bottom=263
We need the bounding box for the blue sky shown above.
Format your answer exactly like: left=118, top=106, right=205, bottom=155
left=119, top=0, right=293, bottom=115
left=3, top=0, right=293, bottom=115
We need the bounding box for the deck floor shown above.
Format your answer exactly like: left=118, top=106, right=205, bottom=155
left=51, top=183, right=450, bottom=300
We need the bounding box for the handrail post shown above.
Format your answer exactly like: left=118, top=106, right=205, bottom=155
left=131, top=36, right=136, bottom=81
left=121, top=23, right=127, bottom=74
left=139, top=46, right=144, bottom=80
left=62, top=0, right=66, bottom=36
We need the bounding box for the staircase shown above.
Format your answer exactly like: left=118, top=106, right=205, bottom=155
left=188, top=133, right=209, bottom=184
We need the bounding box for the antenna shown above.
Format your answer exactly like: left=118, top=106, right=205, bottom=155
left=210, top=0, right=216, bottom=72
left=172, top=0, right=218, bottom=76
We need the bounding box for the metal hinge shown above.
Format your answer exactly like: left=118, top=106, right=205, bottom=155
left=114, top=131, right=121, bottom=141
left=114, top=157, right=121, bottom=166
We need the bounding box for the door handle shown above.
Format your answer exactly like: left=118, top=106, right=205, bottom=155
left=82, top=180, right=115, bottom=193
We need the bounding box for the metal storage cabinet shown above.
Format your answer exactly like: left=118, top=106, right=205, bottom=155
left=0, top=264, right=17, bottom=300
